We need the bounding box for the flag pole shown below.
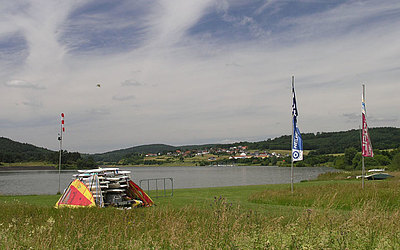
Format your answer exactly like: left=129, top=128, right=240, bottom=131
left=291, top=76, right=294, bottom=193
left=361, top=84, right=365, bottom=189
left=58, top=113, right=64, bottom=194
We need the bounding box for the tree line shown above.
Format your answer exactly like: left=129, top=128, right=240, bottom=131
left=1, top=127, right=400, bottom=166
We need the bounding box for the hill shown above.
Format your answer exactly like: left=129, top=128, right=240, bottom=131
left=93, top=127, right=400, bottom=163
left=92, top=144, right=178, bottom=162
left=0, top=137, right=54, bottom=163
left=2, top=127, right=400, bottom=163
left=241, top=127, right=400, bottom=154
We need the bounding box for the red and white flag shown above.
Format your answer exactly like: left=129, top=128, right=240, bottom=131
left=61, top=113, right=65, bottom=132
left=361, top=86, right=373, bottom=157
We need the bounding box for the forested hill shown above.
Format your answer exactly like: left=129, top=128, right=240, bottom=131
left=92, top=144, right=177, bottom=162
left=93, top=127, right=400, bottom=162
left=1, top=127, right=400, bottom=163
left=0, top=137, right=54, bottom=162
left=239, top=127, right=400, bottom=154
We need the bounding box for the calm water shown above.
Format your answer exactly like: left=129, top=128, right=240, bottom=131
left=0, top=166, right=337, bottom=195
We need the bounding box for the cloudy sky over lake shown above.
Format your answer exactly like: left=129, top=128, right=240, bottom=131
left=1, top=0, right=399, bottom=153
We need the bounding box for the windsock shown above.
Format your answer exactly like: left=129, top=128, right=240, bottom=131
left=61, top=113, right=65, bottom=132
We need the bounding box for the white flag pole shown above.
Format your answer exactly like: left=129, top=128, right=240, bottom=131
left=361, top=85, right=365, bottom=189
left=58, top=113, right=64, bottom=194
left=291, top=76, right=295, bottom=193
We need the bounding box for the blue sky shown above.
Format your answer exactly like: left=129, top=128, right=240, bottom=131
left=1, top=0, right=399, bottom=153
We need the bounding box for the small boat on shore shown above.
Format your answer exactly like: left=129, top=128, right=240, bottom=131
left=357, top=169, right=393, bottom=180
left=365, top=172, right=393, bottom=180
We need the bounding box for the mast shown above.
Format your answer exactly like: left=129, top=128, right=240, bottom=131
left=361, top=84, right=365, bottom=189
left=290, top=76, right=303, bottom=192
left=361, top=84, right=374, bottom=188
left=291, top=76, right=294, bottom=193
left=58, top=125, right=62, bottom=194
left=58, top=113, right=64, bottom=194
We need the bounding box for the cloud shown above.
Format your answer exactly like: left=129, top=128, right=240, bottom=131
left=342, top=113, right=359, bottom=122
left=121, top=80, right=142, bottom=87
left=4, top=79, right=45, bottom=89
left=112, top=95, right=135, bottom=101
left=1, top=1, right=400, bottom=153
left=88, top=108, right=110, bottom=115
left=22, top=100, right=43, bottom=108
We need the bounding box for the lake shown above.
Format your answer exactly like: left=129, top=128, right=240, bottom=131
left=0, top=166, right=337, bottom=195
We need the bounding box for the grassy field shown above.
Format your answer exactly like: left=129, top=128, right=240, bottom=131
left=1, top=172, right=400, bottom=249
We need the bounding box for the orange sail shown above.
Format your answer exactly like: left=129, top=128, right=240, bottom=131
left=127, top=180, right=154, bottom=207
left=55, top=179, right=96, bottom=208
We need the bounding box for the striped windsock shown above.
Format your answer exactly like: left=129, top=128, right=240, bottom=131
left=61, top=113, right=65, bottom=132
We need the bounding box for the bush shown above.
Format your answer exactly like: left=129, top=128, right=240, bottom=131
left=389, top=153, right=400, bottom=171
left=374, top=154, right=391, bottom=166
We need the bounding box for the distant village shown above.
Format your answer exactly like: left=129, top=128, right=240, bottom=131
left=145, top=146, right=288, bottom=161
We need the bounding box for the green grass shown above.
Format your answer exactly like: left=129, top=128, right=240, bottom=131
left=0, top=161, right=55, bottom=167
left=2, top=172, right=400, bottom=249
left=0, top=195, right=59, bottom=207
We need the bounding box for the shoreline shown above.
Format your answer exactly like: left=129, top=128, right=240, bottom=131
left=0, top=166, right=56, bottom=171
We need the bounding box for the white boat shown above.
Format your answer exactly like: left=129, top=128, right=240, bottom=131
left=77, top=167, right=119, bottom=173
left=366, top=169, right=393, bottom=180
left=368, top=169, right=386, bottom=173
left=107, top=189, right=125, bottom=193
left=105, top=177, right=121, bottom=181
left=357, top=169, right=393, bottom=180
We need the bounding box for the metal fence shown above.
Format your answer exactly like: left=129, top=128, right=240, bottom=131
left=139, top=178, right=174, bottom=198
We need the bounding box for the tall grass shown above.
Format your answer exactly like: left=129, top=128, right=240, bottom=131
left=2, top=196, right=400, bottom=249
left=249, top=180, right=400, bottom=211
left=2, top=175, right=400, bottom=248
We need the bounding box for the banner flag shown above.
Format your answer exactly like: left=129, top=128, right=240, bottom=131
left=292, top=118, right=303, bottom=161
left=292, top=83, right=298, bottom=123
left=361, top=87, right=373, bottom=157
left=291, top=81, right=303, bottom=161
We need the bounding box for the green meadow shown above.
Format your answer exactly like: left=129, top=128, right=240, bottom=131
left=1, top=172, right=400, bottom=249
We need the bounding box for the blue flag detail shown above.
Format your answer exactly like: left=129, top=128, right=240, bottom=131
left=292, top=83, right=298, bottom=122
left=292, top=118, right=303, bottom=161
left=292, top=81, right=303, bottom=161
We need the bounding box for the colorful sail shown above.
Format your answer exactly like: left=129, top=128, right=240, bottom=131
left=292, top=80, right=303, bottom=161
left=127, top=180, right=154, bottom=207
left=55, top=179, right=96, bottom=208
left=361, top=84, right=373, bottom=157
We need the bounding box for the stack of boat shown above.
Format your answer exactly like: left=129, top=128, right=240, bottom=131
left=73, top=168, right=142, bottom=208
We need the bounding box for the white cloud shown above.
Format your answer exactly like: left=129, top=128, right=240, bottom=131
left=121, top=80, right=142, bottom=87
left=0, top=0, right=399, bottom=153
left=5, top=79, right=45, bottom=89
left=112, top=95, right=135, bottom=101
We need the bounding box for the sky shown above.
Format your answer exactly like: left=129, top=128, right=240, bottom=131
left=1, top=0, right=399, bottom=153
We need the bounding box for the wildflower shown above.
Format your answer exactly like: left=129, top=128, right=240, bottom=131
left=47, top=217, right=55, bottom=225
